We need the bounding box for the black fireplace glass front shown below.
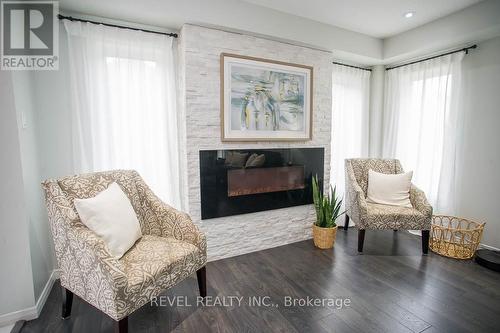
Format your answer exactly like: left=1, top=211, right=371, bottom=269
left=199, top=148, right=324, bottom=219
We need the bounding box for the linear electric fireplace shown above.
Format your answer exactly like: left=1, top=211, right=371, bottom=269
left=199, top=148, right=324, bottom=219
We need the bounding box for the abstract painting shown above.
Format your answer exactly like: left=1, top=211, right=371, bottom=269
left=221, top=53, right=313, bottom=141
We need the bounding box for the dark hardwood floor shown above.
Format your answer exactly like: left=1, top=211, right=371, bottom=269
left=20, top=229, right=500, bottom=333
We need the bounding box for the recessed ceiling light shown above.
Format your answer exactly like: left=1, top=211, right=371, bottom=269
left=404, top=11, right=415, bottom=18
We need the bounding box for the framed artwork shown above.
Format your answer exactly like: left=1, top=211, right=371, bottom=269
left=221, top=53, right=313, bottom=141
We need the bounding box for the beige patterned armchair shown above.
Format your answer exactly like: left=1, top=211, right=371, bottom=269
left=42, top=170, right=207, bottom=333
left=344, top=159, right=432, bottom=254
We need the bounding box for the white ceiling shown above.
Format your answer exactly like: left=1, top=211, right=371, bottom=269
left=243, top=0, right=483, bottom=38
left=59, top=0, right=483, bottom=39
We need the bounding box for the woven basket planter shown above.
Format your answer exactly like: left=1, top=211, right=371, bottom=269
left=430, top=215, right=485, bottom=259
left=313, top=225, right=337, bottom=249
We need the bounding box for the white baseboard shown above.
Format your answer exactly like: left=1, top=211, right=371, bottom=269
left=479, top=243, right=500, bottom=251
left=35, top=269, right=59, bottom=316
left=0, top=269, right=59, bottom=327
left=0, top=306, right=37, bottom=328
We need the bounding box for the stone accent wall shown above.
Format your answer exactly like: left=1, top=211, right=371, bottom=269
left=178, top=24, right=332, bottom=261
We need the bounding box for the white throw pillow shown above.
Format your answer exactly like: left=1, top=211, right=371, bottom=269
left=74, top=182, right=142, bottom=258
left=367, top=170, right=413, bottom=208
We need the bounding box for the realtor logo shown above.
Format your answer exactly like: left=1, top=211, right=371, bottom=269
left=1, top=0, right=58, bottom=70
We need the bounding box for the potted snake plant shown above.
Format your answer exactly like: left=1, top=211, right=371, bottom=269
left=312, top=175, right=345, bottom=249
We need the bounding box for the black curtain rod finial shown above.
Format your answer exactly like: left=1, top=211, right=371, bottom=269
left=57, top=14, right=178, bottom=38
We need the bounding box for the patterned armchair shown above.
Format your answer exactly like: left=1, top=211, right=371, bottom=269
left=344, top=159, right=432, bottom=254
left=42, top=170, right=207, bottom=333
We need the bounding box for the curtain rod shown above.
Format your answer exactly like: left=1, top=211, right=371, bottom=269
left=57, top=14, right=178, bottom=38
left=386, top=44, right=477, bottom=71
left=332, top=61, right=372, bottom=72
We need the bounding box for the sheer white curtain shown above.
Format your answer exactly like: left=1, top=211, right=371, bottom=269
left=64, top=21, right=182, bottom=209
left=383, top=53, right=464, bottom=214
left=331, top=64, right=371, bottom=225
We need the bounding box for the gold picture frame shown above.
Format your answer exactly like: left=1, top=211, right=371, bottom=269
left=220, top=53, right=313, bottom=142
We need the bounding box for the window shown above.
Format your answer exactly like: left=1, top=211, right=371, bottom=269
left=331, top=65, right=370, bottom=225
left=64, top=21, right=182, bottom=208
left=383, top=53, right=464, bottom=213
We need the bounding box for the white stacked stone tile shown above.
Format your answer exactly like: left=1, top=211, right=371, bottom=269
left=178, top=24, right=333, bottom=261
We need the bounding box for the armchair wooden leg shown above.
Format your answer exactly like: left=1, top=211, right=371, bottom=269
left=114, top=317, right=128, bottom=333
left=61, top=287, right=73, bottom=319
left=358, top=229, right=365, bottom=253
left=422, top=230, right=430, bottom=255
left=344, top=215, right=350, bottom=231
left=196, top=266, right=207, bottom=298
left=393, top=229, right=398, bottom=232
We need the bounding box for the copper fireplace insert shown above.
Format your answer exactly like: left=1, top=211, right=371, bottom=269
left=227, top=166, right=305, bottom=197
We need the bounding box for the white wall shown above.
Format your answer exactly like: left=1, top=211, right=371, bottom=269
left=178, top=24, right=332, bottom=261
left=32, top=24, right=74, bottom=180
left=368, top=65, right=385, bottom=158
left=11, top=71, right=55, bottom=303
left=0, top=23, right=72, bottom=324
left=456, top=36, right=500, bottom=249
left=0, top=71, right=36, bottom=323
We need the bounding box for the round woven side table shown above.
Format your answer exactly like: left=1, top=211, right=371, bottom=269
left=429, top=215, right=485, bottom=259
